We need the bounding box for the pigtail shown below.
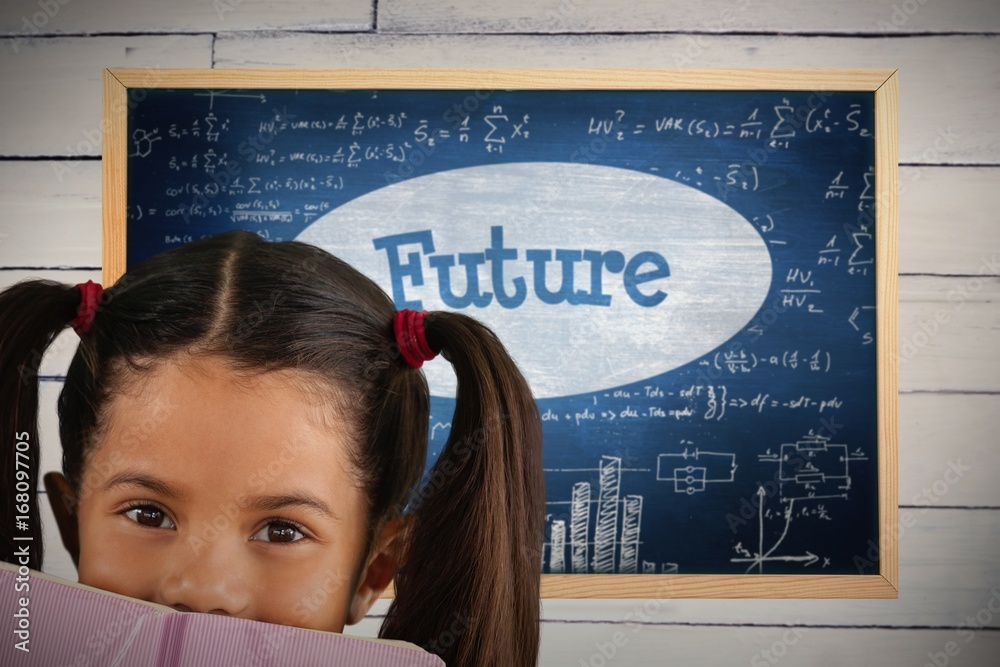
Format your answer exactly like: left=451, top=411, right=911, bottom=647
left=0, top=279, right=83, bottom=570
left=379, top=312, right=545, bottom=667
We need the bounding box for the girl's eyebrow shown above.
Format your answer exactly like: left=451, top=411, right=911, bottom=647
left=103, top=470, right=181, bottom=499
left=101, top=469, right=339, bottom=522
left=241, top=494, right=340, bottom=522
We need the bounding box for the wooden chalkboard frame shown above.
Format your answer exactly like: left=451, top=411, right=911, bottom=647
left=103, top=68, right=898, bottom=599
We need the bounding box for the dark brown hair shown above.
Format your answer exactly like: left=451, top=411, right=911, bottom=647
left=0, top=229, right=544, bottom=666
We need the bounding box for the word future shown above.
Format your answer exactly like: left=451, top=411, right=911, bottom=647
left=373, top=226, right=671, bottom=310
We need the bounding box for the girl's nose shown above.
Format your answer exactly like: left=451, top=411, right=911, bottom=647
left=158, top=531, right=252, bottom=616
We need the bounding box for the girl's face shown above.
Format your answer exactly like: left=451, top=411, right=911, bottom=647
left=56, top=354, right=398, bottom=631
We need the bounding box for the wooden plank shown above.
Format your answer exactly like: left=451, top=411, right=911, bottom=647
left=899, top=166, right=1000, bottom=275
left=899, top=274, right=1000, bottom=393
left=1, top=163, right=995, bottom=274
left=536, top=575, right=895, bottom=600
left=214, top=33, right=1000, bottom=165
left=103, top=69, right=127, bottom=284
left=899, top=394, right=1000, bottom=508
left=379, top=0, right=1000, bottom=35
left=0, top=0, right=370, bottom=36
left=34, top=464, right=1000, bottom=627
left=404, top=509, right=994, bottom=627
left=354, top=622, right=1000, bottom=665
left=2, top=35, right=996, bottom=162
left=0, top=161, right=100, bottom=267
left=32, top=383, right=999, bottom=526
left=0, top=36, right=212, bottom=156
left=29, top=382, right=1000, bottom=619
left=39, top=550, right=1000, bottom=665
left=535, top=623, right=1000, bottom=666
left=874, top=72, right=899, bottom=592
left=5, top=270, right=995, bottom=393
left=534, top=508, right=1000, bottom=621
left=108, top=66, right=895, bottom=89
left=38, top=566, right=990, bottom=667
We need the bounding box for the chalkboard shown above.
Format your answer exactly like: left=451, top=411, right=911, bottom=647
left=103, top=69, right=898, bottom=599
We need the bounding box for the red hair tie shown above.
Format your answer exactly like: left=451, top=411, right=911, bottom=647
left=70, top=280, right=104, bottom=337
left=393, top=309, right=437, bottom=368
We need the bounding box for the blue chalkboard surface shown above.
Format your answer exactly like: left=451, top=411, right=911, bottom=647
left=122, top=82, right=882, bottom=579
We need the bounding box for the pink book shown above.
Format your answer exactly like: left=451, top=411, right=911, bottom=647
left=0, top=561, right=444, bottom=666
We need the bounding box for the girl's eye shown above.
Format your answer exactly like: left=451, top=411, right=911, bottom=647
left=251, top=521, right=305, bottom=544
left=122, top=504, right=176, bottom=530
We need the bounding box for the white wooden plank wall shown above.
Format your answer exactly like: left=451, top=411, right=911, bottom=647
left=1, top=1, right=997, bottom=664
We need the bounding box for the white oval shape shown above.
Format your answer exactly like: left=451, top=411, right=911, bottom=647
left=296, top=162, right=772, bottom=399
